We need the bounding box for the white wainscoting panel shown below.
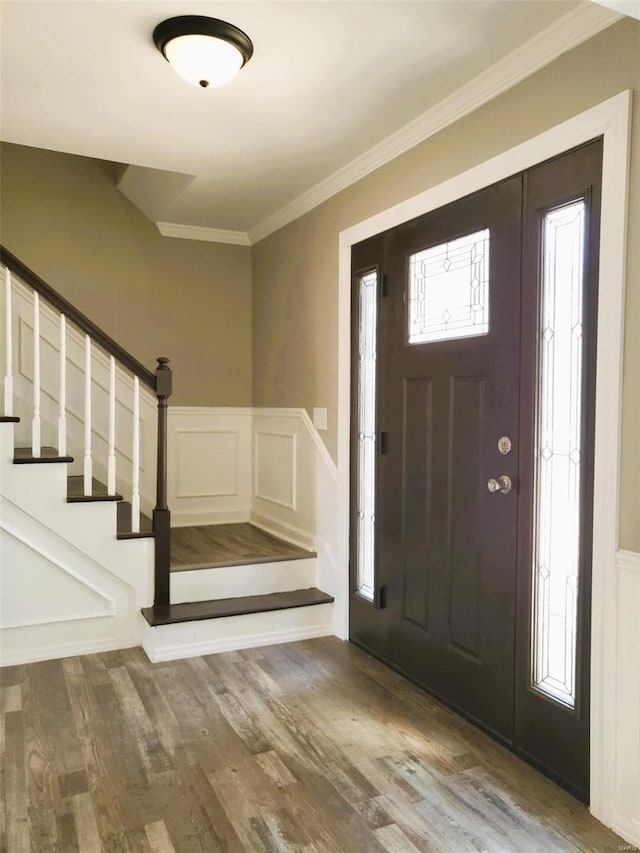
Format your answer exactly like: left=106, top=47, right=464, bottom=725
left=251, top=409, right=342, bottom=636
left=168, top=408, right=252, bottom=526
left=177, top=430, right=238, bottom=498
left=611, top=549, right=640, bottom=847
left=251, top=411, right=315, bottom=550
left=254, top=431, right=297, bottom=510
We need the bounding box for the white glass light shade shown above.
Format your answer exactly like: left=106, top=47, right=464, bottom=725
left=164, top=34, right=244, bottom=88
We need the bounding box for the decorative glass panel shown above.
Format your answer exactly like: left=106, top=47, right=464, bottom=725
left=356, top=270, right=377, bottom=601
left=532, top=200, right=586, bottom=708
left=408, top=229, right=490, bottom=344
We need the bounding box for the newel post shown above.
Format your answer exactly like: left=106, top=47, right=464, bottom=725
left=153, top=356, right=172, bottom=608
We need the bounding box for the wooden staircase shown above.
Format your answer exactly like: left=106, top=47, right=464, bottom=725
left=146, top=522, right=330, bottom=621
left=144, top=522, right=333, bottom=659
left=0, top=249, right=334, bottom=666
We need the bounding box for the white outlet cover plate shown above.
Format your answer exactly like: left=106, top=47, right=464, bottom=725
left=313, top=408, right=328, bottom=431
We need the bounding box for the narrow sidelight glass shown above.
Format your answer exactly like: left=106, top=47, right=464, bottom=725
left=532, top=199, right=586, bottom=708
left=355, top=270, right=378, bottom=601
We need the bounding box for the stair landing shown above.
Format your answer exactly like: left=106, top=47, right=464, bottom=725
left=170, top=522, right=315, bottom=571
left=143, top=523, right=329, bottom=638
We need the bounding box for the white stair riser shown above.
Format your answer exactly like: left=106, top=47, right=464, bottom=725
left=143, top=602, right=334, bottom=662
left=171, top=557, right=317, bottom=603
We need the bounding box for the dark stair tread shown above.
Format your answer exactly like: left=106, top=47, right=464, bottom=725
left=14, top=446, right=74, bottom=464
left=0, top=416, right=20, bottom=423
left=141, top=588, right=334, bottom=627
left=117, top=501, right=154, bottom=539
left=67, top=476, right=123, bottom=502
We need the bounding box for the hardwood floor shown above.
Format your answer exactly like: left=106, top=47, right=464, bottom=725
left=170, top=523, right=315, bottom=571
left=0, top=638, right=624, bottom=852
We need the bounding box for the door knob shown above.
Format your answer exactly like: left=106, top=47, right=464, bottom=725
left=487, top=475, right=512, bottom=494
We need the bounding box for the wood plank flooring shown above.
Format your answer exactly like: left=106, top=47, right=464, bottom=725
left=170, top=523, right=315, bottom=571
left=0, top=638, right=625, bottom=852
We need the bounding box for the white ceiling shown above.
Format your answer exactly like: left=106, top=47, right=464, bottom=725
left=0, top=1, right=625, bottom=237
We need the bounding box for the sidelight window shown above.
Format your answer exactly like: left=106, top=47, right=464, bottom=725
left=355, top=270, right=378, bottom=601
left=532, top=199, right=586, bottom=708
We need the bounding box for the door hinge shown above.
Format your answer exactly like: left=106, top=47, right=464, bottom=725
left=381, top=273, right=389, bottom=298
left=379, top=432, right=389, bottom=454
left=376, top=586, right=387, bottom=609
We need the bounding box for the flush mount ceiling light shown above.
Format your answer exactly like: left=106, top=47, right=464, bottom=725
left=153, top=15, right=253, bottom=89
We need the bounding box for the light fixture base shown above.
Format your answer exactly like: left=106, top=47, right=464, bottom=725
left=153, top=15, right=253, bottom=88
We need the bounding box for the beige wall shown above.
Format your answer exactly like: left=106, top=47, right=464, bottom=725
left=0, top=143, right=252, bottom=407
left=252, top=18, right=640, bottom=551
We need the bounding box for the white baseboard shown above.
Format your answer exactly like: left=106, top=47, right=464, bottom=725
left=171, top=509, right=250, bottom=528
left=250, top=511, right=315, bottom=551
left=0, top=632, right=142, bottom=667
left=611, top=813, right=640, bottom=849
left=144, top=623, right=334, bottom=663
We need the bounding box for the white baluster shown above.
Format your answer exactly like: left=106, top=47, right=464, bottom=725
left=83, top=335, right=92, bottom=496
left=131, top=375, right=140, bottom=533
left=4, top=269, right=13, bottom=417
left=32, top=292, right=41, bottom=457
left=107, top=356, right=116, bottom=495
left=58, top=314, right=67, bottom=456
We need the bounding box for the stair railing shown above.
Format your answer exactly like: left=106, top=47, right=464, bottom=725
left=0, top=246, right=172, bottom=609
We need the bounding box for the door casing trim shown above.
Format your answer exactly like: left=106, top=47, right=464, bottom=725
left=336, top=90, right=631, bottom=823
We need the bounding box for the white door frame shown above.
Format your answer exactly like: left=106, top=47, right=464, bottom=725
left=336, top=90, right=631, bottom=822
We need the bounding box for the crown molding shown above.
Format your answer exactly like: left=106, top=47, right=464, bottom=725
left=157, top=222, right=251, bottom=246
left=590, top=0, right=640, bottom=20
left=247, top=2, right=621, bottom=245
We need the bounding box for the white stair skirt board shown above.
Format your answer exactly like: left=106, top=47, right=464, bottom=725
left=171, top=557, right=317, bottom=604
left=0, top=422, right=154, bottom=666
left=0, top=500, right=152, bottom=666
left=143, top=602, right=334, bottom=662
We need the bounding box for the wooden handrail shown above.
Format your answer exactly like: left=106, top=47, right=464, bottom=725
left=0, top=245, right=156, bottom=390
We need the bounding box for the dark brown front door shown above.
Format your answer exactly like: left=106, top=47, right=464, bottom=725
left=350, top=141, right=602, bottom=801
